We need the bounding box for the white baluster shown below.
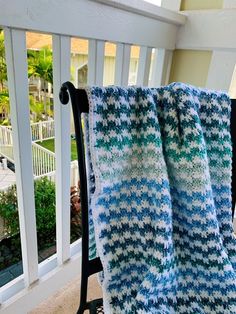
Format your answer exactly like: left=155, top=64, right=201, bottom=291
left=115, top=43, right=131, bottom=86
left=4, top=27, right=38, bottom=286
left=137, top=46, right=152, bottom=86
left=88, top=39, right=105, bottom=85
left=150, top=48, right=173, bottom=87
left=53, top=34, right=71, bottom=264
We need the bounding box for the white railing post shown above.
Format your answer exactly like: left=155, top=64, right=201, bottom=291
left=4, top=27, right=38, bottom=287
left=150, top=48, right=173, bottom=87
left=88, top=39, right=105, bottom=85
left=137, top=46, right=152, bottom=86
left=70, top=160, right=79, bottom=186
left=115, top=43, right=131, bottom=86
left=39, top=121, right=43, bottom=142
left=53, top=34, right=71, bottom=265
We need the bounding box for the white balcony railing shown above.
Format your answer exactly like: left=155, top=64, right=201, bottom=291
left=0, top=125, right=56, bottom=177
left=0, top=126, right=14, bottom=163
left=31, top=120, right=55, bottom=142
left=32, top=142, right=55, bottom=177
left=0, top=0, right=186, bottom=312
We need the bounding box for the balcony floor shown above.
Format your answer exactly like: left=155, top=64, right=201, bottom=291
left=30, top=274, right=102, bottom=314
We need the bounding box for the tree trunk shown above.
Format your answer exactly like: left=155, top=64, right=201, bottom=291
left=42, top=79, right=47, bottom=117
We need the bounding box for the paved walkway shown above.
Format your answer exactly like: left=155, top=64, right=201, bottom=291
left=0, top=167, right=16, bottom=190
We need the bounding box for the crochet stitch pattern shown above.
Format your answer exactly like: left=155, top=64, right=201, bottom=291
left=84, top=83, right=236, bottom=313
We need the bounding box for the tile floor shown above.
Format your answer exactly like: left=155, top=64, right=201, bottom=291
left=29, top=274, right=102, bottom=314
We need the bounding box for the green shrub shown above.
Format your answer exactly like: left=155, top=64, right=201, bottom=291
left=0, top=177, right=56, bottom=248
left=34, top=177, right=56, bottom=247
left=0, top=185, right=18, bottom=235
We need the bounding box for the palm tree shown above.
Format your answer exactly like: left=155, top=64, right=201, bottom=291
left=28, top=47, right=53, bottom=114
left=29, top=95, right=44, bottom=122
left=0, top=91, right=10, bottom=124
left=0, top=30, right=10, bottom=124
left=0, top=30, right=7, bottom=92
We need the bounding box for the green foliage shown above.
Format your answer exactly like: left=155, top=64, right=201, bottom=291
left=0, top=30, right=7, bottom=91
left=71, top=139, right=78, bottom=161
left=28, top=48, right=53, bottom=84
left=37, top=138, right=55, bottom=152
left=29, top=95, right=45, bottom=122
left=28, top=47, right=53, bottom=117
left=0, top=185, right=18, bottom=235
left=0, top=177, right=56, bottom=246
left=0, top=91, right=10, bottom=122
left=34, top=177, right=56, bottom=246
left=0, top=35, right=54, bottom=121
left=38, top=138, right=78, bottom=161
left=0, top=118, right=10, bottom=126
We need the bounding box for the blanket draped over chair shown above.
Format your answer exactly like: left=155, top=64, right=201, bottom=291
left=84, top=83, right=236, bottom=313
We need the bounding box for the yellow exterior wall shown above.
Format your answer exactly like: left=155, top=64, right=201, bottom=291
left=180, top=0, right=223, bottom=10
left=169, top=50, right=212, bottom=87
left=104, top=56, right=116, bottom=86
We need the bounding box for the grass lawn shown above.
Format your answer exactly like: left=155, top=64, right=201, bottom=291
left=37, top=138, right=78, bottom=161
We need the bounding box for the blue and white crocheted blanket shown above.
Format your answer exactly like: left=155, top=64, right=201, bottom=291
left=84, top=82, right=236, bottom=313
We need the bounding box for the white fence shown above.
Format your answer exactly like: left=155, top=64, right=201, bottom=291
left=0, top=126, right=13, bottom=145
left=0, top=124, right=56, bottom=177
left=0, top=160, right=79, bottom=193
left=34, top=160, right=78, bottom=186
left=32, top=142, right=56, bottom=177
left=3, top=120, right=55, bottom=142
left=31, top=120, right=55, bottom=142
left=0, top=126, right=14, bottom=163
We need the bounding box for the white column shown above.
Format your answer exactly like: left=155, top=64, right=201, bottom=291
left=150, top=48, right=173, bottom=87
left=136, top=46, right=152, bottom=86
left=88, top=39, right=105, bottom=85
left=52, top=35, right=71, bottom=265
left=4, top=27, right=38, bottom=286
left=115, top=43, right=131, bottom=86
left=206, top=50, right=236, bottom=92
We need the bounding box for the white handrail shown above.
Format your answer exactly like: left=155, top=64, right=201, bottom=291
left=0, top=126, right=14, bottom=163
left=31, top=142, right=56, bottom=177
left=0, top=120, right=55, bottom=143
left=0, top=126, right=13, bottom=145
